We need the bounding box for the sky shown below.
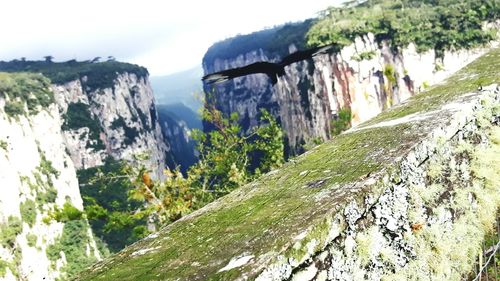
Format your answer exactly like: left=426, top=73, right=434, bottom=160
left=0, top=0, right=342, bottom=76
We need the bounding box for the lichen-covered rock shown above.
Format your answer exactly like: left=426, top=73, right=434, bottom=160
left=76, top=48, right=500, bottom=281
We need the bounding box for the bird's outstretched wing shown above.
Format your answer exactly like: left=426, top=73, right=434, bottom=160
left=202, top=62, right=282, bottom=85
left=279, top=44, right=334, bottom=67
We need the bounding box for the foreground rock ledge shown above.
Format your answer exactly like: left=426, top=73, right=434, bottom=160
left=75, top=48, right=500, bottom=281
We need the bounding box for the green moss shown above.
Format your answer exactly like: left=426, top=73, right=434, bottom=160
left=384, top=125, right=500, bottom=280
left=75, top=50, right=500, bottom=281
left=285, top=218, right=333, bottom=264
left=356, top=226, right=383, bottom=267
left=426, top=161, right=444, bottom=180
left=20, top=199, right=36, bottom=227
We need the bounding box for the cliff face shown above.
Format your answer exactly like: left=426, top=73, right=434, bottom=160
left=203, top=32, right=492, bottom=154
left=0, top=63, right=174, bottom=279
left=0, top=73, right=100, bottom=280
left=52, top=72, right=169, bottom=179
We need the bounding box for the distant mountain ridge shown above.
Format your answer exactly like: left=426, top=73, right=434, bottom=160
left=150, top=66, right=203, bottom=112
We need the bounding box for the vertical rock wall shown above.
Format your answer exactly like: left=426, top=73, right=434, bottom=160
left=52, top=73, right=170, bottom=179
left=203, top=33, right=494, bottom=154
left=0, top=100, right=100, bottom=280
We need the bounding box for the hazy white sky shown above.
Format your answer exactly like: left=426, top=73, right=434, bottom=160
left=0, top=0, right=340, bottom=76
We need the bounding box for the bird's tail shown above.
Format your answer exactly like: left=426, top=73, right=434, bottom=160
left=268, top=66, right=285, bottom=85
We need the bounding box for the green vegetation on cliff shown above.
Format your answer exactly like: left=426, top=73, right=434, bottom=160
left=0, top=72, right=54, bottom=117
left=204, top=0, right=498, bottom=67
left=203, top=20, right=313, bottom=64
left=0, top=59, right=148, bottom=92
left=78, top=158, right=148, bottom=254
left=307, top=0, right=499, bottom=57
left=75, top=107, right=284, bottom=257
left=62, top=102, right=105, bottom=151
left=46, top=220, right=99, bottom=279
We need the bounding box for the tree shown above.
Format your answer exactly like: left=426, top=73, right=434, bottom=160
left=44, top=55, right=53, bottom=63
left=188, top=105, right=284, bottom=202
left=82, top=102, right=285, bottom=232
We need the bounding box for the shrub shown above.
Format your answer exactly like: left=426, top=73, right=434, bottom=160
left=383, top=64, right=397, bottom=84
left=78, top=158, right=147, bottom=253
left=45, top=220, right=97, bottom=278
left=331, top=108, right=352, bottom=136
left=0, top=140, right=7, bottom=151
left=52, top=202, right=83, bottom=222
left=26, top=233, right=37, bottom=247
left=36, top=187, right=58, bottom=208
left=111, top=116, right=140, bottom=145
left=0, top=72, right=54, bottom=117
left=37, top=154, right=60, bottom=179
left=62, top=102, right=105, bottom=151
left=20, top=199, right=37, bottom=227
left=0, top=216, right=23, bottom=248
left=0, top=259, right=8, bottom=277
left=352, top=51, right=376, bottom=61
left=4, top=101, right=25, bottom=117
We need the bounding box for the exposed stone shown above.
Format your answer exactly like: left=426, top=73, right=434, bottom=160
left=52, top=73, right=170, bottom=179
left=0, top=101, right=100, bottom=280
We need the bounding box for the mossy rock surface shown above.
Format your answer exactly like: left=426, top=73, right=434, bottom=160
left=75, top=47, right=500, bottom=281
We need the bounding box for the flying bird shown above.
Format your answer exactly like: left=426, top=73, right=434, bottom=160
left=202, top=44, right=334, bottom=85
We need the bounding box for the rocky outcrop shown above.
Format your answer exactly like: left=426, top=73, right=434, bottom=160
left=52, top=72, right=170, bottom=179
left=75, top=47, right=500, bottom=281
left=0, top=64, right=174, bottom=280
left=0, top=76, right=100, bottom=280
left=203, top=31, right=494, bottom=154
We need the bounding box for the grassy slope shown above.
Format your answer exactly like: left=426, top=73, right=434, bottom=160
left=75, top=47, right=500, bottom=281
